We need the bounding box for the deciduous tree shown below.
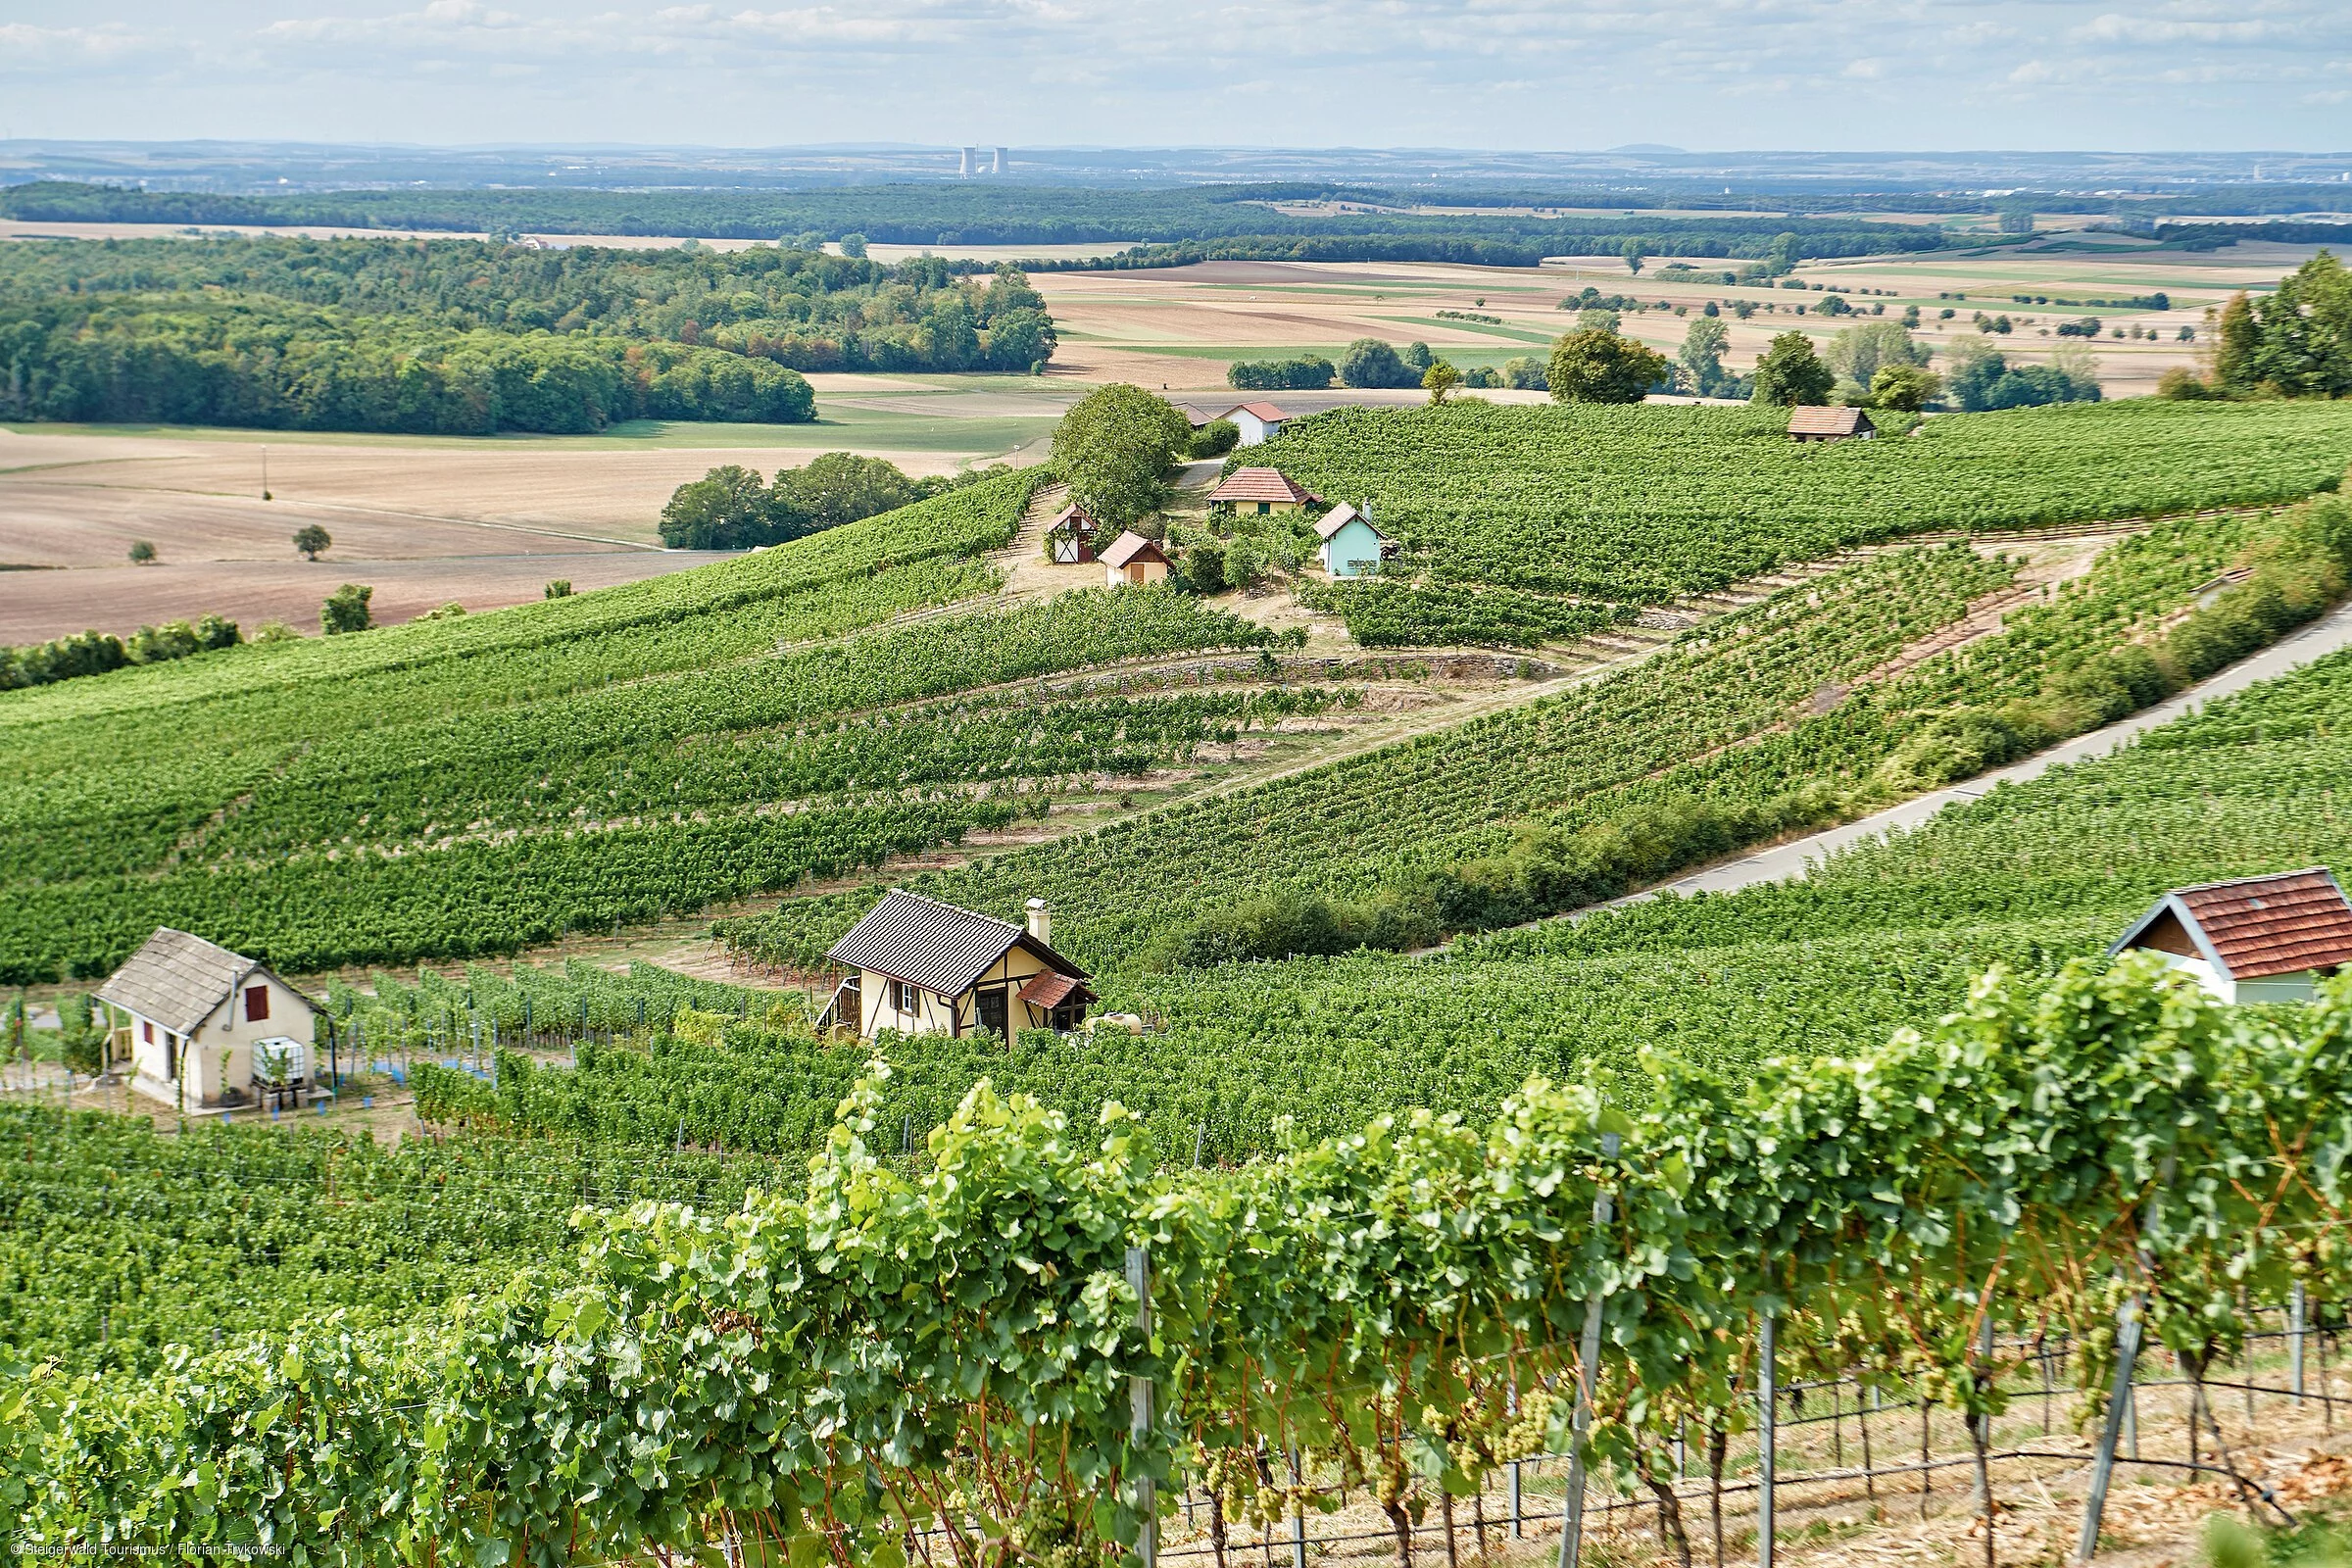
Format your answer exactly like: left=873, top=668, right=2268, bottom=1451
left=1678, top=317, right=1732, bottom=397
left=1547, top=327, right=1670, bottom=405
left=1338, top=339, right=1418, bottom=389
left=1866, top=364, right=1941, bottom=412
left=658, top=465, right=778, bottom=551
left=1051, top=383, right=1192, bottom=527
left=1748, top=332, right=1835, bottom=407
left=320, top=582, right=373, bottom=635
left=291, top=524, right=332, bottom=561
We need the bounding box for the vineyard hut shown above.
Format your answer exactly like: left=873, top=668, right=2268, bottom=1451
left=1046, top=504, right=1101, bottom=564
left=1221, top=402, right=1291, bottom=446
left=1207, top=467, right=1320, bottom=516
left=2108, top=867, right=2352, bottom=1004
left=97, top=928, right=322, bottom=1113
left=816, top=890, right=1095, bottom=1039
left=1315, top=503, right=1394, bottom=578
left=1102, top=530, right=1171, bottom=588
left=1787, top=407, right=1876, bottom=443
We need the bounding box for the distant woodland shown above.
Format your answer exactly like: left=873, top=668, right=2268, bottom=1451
left=0, top=237, right=1057, bottom=434
left=2, top=180, right=1973, bottom=266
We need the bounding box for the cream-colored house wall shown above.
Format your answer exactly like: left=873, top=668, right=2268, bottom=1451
left=956, top=947, right=1055, bottom=1035
left=858, top=969, right=961, bottom=1037
left=1108, top=558, right=1169, bottom=588
left=122, top=970, right=318, bottom=1110
left=850, top=945, right=1070, bottom=1040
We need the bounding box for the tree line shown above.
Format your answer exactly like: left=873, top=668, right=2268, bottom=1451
left=658, top=454, right=1012, bottom=549
left=0, top=237, right=1060, bottom=432
left=0, top=614, right=243, bottom=692
left=1, top=179, right=1969, bottom=261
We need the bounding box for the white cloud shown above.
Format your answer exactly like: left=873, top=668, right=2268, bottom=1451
left=1, top=0, right=2339, bottom=147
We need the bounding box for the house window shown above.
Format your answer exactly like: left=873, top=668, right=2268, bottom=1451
left=894, top=980, right=919, bottom=1015
left=1256, top=502, right=1270, bottom=515
left=141, top=1018, right=155, bottom=1045
left=245, top=985, right=270, bottom=1023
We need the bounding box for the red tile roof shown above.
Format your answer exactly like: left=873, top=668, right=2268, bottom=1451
left=1207, top=467, right=1319, bottom=505
left=1788, top=407, right=1874, bottom=436
left=1048, top=504, right=1098, bottom=533
left=1101, top=530, right=1169, bottom=569
left=1017, top=970, right=1093, bottom=1009
left=1225, top=402, right=1290, bottom=422
left=2172, top=869, right=2352, bottom=980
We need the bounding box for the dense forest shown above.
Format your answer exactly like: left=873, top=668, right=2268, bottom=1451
left=0, top=236, right=1056, bottom=433
left=0, top=180, right=1954, bottom=264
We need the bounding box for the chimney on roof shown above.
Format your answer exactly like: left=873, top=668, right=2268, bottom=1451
left=1025, top=898, right=1050, bottom=945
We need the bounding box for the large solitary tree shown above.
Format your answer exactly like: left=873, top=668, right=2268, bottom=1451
left=1051, top=384, right=1193, bottom=528
left=1678, top=317, right=1732, bottom=396
left=291, top=525, right=332, bottom=561
left=1748, top=332, right=1836, bottom=407
left=1547, top=327, right=1670, bottom=404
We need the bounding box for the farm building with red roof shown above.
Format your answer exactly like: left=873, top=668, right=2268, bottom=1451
left=2109, top=867, right=2352, bottom=1004
left=1207, top=467, right=1320, bottom=514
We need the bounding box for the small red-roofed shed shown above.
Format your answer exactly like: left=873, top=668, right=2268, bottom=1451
left=1207, top=466, right=1320, bottom=515
left=1101, top=530, right=1171, bottom=588
left=1788, top=407, right=1876, bottom=442
left=2109, top=867, right=2352, bottom=1004
left=1222, top=402, right=1291, bottom=445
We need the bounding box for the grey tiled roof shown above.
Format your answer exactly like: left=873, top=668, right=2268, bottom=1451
left=827, top=890, right=1087, bottom=997
left=95, top=928, right=257, bottom=1035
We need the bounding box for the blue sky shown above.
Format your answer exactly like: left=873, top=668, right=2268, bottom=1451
left=3, top=0, right=2345, bottom=152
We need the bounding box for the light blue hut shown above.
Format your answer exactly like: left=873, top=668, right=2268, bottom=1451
left=1315, top=503, right=1393, bottom=579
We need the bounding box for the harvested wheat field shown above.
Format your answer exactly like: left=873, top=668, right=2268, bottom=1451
left=0, top=411, right=1045, bottom=642
left=1030, top=242, right=2330, bottom=399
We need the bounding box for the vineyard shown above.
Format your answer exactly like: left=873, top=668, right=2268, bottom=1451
left=15, top=386, right=2352, bottom=1558
left=0, top=1102, right=779, bottom=1377
left=0, top=469, right=1327, bottom=980
left=722, top=495, right=2347, bottom=976
left=382, top=499, right=2352, bottom=1167
left=14, top=956, right=2352, bottom=1568
left=1253, top=398, right=2352, bottom=645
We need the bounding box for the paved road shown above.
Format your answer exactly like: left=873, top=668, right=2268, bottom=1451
left=1576, top=599, right=2352, bottom=920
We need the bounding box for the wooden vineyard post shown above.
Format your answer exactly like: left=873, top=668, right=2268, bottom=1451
left=1130, top=1245, right=1156, bottom=1568
left=1507, top=1374, right=1523, bottom=1538
left=1556, top=1131, right=1619, bottom=1568
left=2074, top=1296, right=2144, bottom=1563
left=1757, top=1310, right=1777, bottom=1568
left=2294, top=1284, right=2308, bottom=1400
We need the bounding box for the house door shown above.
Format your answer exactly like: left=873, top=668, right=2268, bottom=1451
left=976, top=987, right=1009, bottom=1038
